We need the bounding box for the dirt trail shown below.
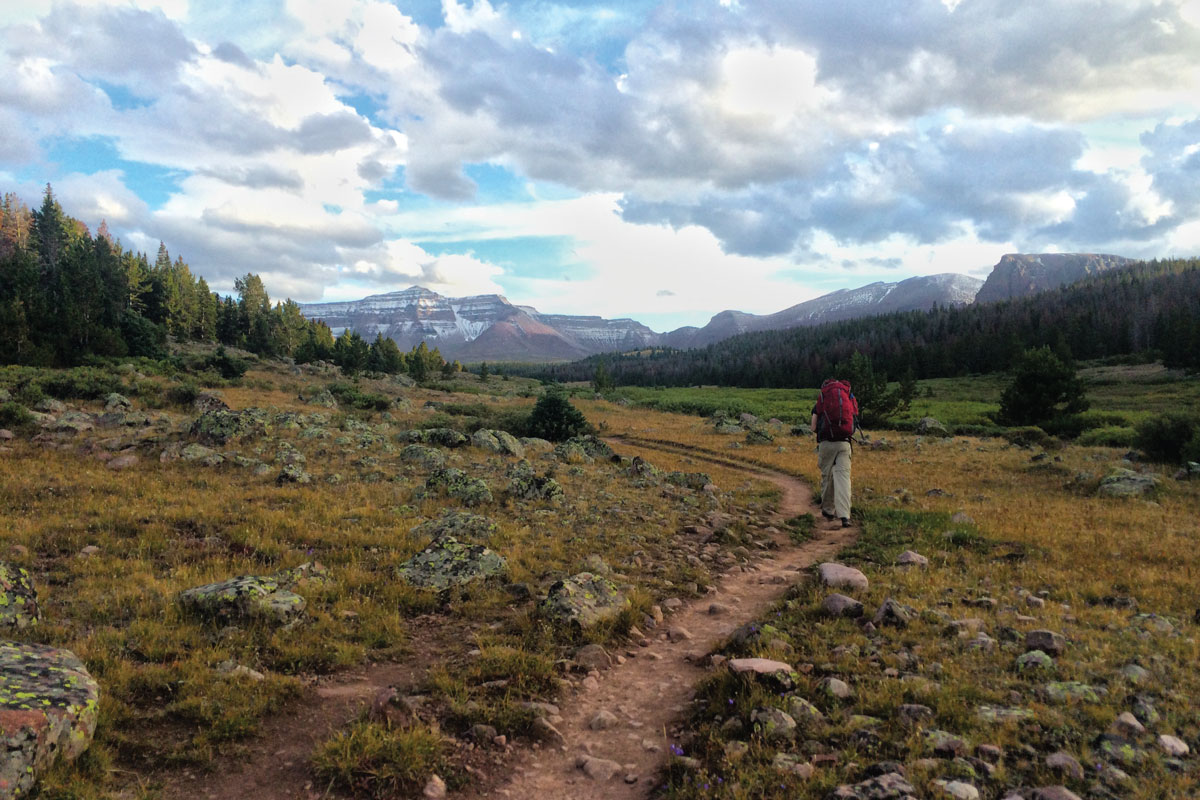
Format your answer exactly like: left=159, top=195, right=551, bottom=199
left=459, top=436, right=854, bottom=800
left=160, top=437, right=852, bottom=800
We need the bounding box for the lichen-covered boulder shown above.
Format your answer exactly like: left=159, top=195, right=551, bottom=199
left=178, top=575, right=306, bottom=625
left=49, top=412, right=94, bottom=436
left=1097, top=469, right=1159, bottom=499
left=540, top=572, right=629, bottom=629
left=305, top=389, right=338, bottom=408
left=159, top=442, right=225, bottom=467
left=397, top=428, right=469, bottom=448
left=915, top=417, right=948, bottom=436
left=665, top=471, right=713, bottom=490
left=190, top=408, right=269, bottom=446
left=103, top=393, right=131, bottom=412
left=745, top=428, right=774, bottom=445
left=0, top=642, right=100, bottom=798
left=400, top=444, right=447, bottom=471
left=193, top=392, right=229, bottom=413
left=411, top=511, right=499, bottom=543
left=553, top=436, right=615, bottom=464
left=471, top=429, right=526, bottom=459
left=506, top=461, right=564, bottom=503
left=396, top=536, right=506, bottom=590
left=425, top=468, right=493, bottom=506
left=276, top=464, right=312, bottom=485
left=0, top=563, right=39, bottom=631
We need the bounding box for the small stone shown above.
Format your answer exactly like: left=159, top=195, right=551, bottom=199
left=1026, top=595, right=1046, bottom=608
left=817, top=562, right=869, bottom=592
left=976, top=744, right=1003, bottom=763
left=896, top=550, right=929, bottom=568
left=589, top=710, right=619, bottom=730
left=423, top=775, right=447, bottom=799
left=1045, top=751, right=1084, bottom=781
left=667, top=626, right=693, bottom=642
left=935, top=780, right=980, bottom=800
left=1025, top=630, right=1066, bottom=657
left=106, top=453, right=138, bottom=470
left=1118, top=664, right=1150, bottom=684
left=575, top=644, right=611, bottom=671
left=872, top=597, right=912, bottom=628
left=899, top=704, right=934, bottom=726
left=822, top=593, right=864, bottom=618
left=663, top=597, right=683, bottom=611
left=580, top=676, right=600, bottom=692
left=708, top=602, right=731, bottom=615
left=926, top=729, right=969, bottom=757
left=818, top=676, right=852, bottom=699
left=531, top=716, right=565, bottom=747
left=1159, top=734, right=1189, bottom=757
left=1112, top=711, right=1144, bottom=737
left=1029, top=788, right=1082, bottom=800
left=1016, top=650, right=1054, bottom=673
left=578, top=755, right=621, bottom=781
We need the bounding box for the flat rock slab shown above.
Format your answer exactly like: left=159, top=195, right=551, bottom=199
left=396, top=536, right=506, bottom=590
left=1096, top=469, right=1159, bottom=498
left=0, top=642, right=100, bottom=798
left=178, top=575, right=306, bottom=625
left=822, top=593, right=864, bottom=618
left=830, top=771, right=918, bottom=799
left=818, top=562, right=869, bottom=592
left=0, top=563, right=39, bottom=631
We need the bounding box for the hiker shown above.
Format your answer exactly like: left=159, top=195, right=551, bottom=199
left=811, top=378, right=860, bottom=528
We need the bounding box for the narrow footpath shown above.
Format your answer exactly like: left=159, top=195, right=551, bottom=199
left=459, top=437, right=855, bottom=799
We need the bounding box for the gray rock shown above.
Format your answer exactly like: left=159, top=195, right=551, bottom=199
left=751, top=706, right=797, bottom=742
left=539, top=572, right=628, bottom=629
left=1016, top=650, right=1054, bottom=673
left=1044, top=751, right=1084, bottom=781
left=1111, top=711, right=1144, bottom=737
left=588, top=710, right=619, bottom=730
left=1158, top=734, right=1189, bottom=757
left=915, top=417, right=948, bottom=436
left=898, top=704, right=933, bottom=726
left=934, top=781, right=979, bottom=800
left=822, top=593, right=864, bottom=618
left=577, top=755, right=621, bottom=781
left=818, top=676, right=853, bottom=699
left=818, top=562, right=869, bottom=592
left=1043, top=681, right=1106, bottom=704
left=896, top=550, right=929, bottom=568
left=925, top=729, right=968, bottom=757
left=178, top=574, right=307, bottom=625
left=424, top=468, right=493, bottom=506
left=396, top=536, right=506, bottom=590
left=830, top=772, right=917, bottom=799
left=0, top=643, right=101, bottom=797
left=1025, top=630, right=1066, bottom=657
left=872, top=597, right=913, bottom=628
left=1030, top=789, right=1082, bottom=800
left=1096, top=468, right=1158, bottom=498
left=399, top=444, right=446, bottom=471
left=787, top=696, right=825, bottom=726
left=575, top=644, right=611, bottom=671
left=411, top=511, right=499, bottom=543
left=728, top=658, right=799, bottom=691
left=1118, top=664, right=1150, bottom=684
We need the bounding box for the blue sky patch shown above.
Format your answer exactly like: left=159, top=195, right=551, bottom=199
left=42, top=136, right=185, bottom=210
left=418, top=234, right=590, bottom=281
left=92, top=80, right=155, bottom=110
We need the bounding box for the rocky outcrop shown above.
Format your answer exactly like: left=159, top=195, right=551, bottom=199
left=410, top=511, right=499, bottom=543
left=424, top=468, right=493, bottom=506
left=396, top=537, right=506, bottom=590
left=177, top=563, right=329, bottom=626
left=975, top=253, right=1133, bottom=304
left=540, top=573, right=628, bottom=629
left=0, top=642, right=100, bottom=798
left=190, top=408, right=269, bottom=446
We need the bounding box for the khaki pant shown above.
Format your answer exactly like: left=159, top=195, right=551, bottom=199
left=818, top=440, right=852, bottom=520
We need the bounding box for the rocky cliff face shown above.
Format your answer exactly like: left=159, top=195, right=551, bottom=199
left=974, top=253, right=1134, bottom=304
left=300, top=288, right=659, bottom=361
left=666, top=274, right=983, bottom=349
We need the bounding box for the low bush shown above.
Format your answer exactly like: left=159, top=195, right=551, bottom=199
left=0, top=402, right=34, bottom=431
left=310, top=720, right=445, bottom=798
left=37, top=367, right=129, bottom=400
left=328, top=382, right=392, bottom=412
left=1134, top=412, right=1200, bottom=463
left=1077, top=425, right=1137, bottom=448
left=1001, top=426, right=1058, bottom=449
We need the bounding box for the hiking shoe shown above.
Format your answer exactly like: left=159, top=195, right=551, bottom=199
left=821, top=510, right=836, bottom=520
left=841, top=518, right=851, bottom=528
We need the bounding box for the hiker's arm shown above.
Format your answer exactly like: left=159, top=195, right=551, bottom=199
left=810, top=413, right=818, bottom=433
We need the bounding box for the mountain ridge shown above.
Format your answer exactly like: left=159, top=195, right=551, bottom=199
left=298, top=254, right=1129, bottom=361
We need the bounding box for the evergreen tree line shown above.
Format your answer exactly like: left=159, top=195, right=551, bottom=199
left=0, top=184, right=456, bottom=379
left=526, top=258, right=1200, bottom=388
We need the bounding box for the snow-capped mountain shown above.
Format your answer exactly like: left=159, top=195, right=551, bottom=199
left=299, top=288, right=659, bottom=361
left=298, top=273, right=984, bottom=362
left=661, top=274, right=984, bottom=349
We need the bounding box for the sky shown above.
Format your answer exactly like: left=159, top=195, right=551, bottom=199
left=3, top=0, right=1200, bottom=332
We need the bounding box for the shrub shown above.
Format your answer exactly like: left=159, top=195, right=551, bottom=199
left=1001, top=426, right=1057, bottom=449
left=165, top=382, right=200, bottom=408
left=208, top=347, right=249, bottom=380
left=1077, top=426, right=1137, bottom=448
left=998, top=346, right=1088, bottom=427
left=0, top=402, right=34, bottom=431
left=328, top=382, right=391, bottom=411
left=38, top=367, right=128, bottom=400
left=1134, top=413, right=1200, bottom=463
left=525, top=385, right=592, bottom=442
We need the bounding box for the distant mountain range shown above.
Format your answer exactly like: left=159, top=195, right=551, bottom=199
left=298, top=253, right=1133, bottom=362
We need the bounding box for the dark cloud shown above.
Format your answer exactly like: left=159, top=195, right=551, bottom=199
left=211, top=42, right=256, bottom=70
left=196, top=165, right=305, bottom=191
left=22, top=5, right=198, bottom=90
left=1142, top=116, right=1200, bottom=221
left=295, top=112, right=374, bottom=154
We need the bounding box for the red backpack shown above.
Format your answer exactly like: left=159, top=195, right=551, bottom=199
left=817, top=380, right=857, bottom=442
